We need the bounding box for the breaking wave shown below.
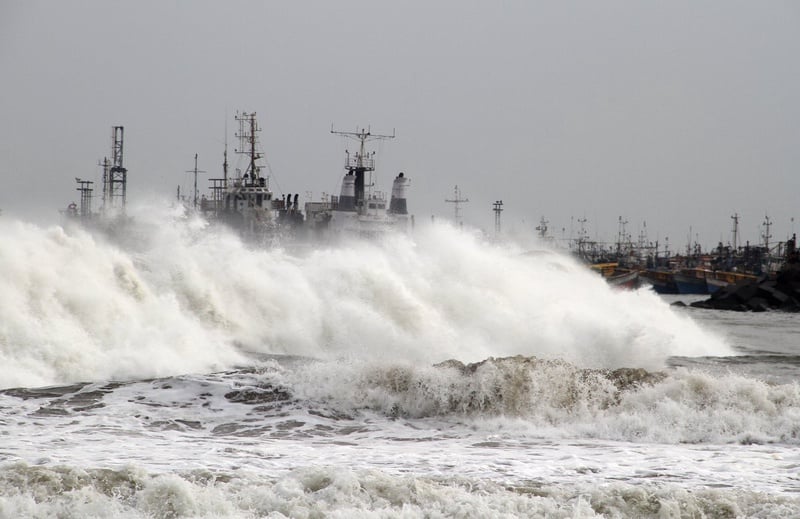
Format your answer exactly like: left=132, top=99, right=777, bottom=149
left=0, top=462, right=797, bottom=519
left=0, top=200, right=731, bottom=389
left=5, top=354, right=797, bottom=446
left=263, top=355, right=800, bottom=445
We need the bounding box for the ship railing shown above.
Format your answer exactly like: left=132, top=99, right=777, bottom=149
left=345, top=156, right=375, bottom=170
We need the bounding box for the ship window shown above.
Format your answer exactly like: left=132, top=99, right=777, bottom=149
left=369, top=203, right=376, bottom=209
left=378, top=204, right=385, bottom=209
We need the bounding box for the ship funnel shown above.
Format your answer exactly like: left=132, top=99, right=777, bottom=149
left=338, top=172, right=356, bottom=211
left=389, top=172, right=410, bottom=215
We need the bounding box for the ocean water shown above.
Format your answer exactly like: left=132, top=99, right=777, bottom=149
left=1, top=203, right=798, bottom=518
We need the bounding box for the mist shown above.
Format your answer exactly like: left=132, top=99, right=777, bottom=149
left=1, top=1, right=798, bottom=249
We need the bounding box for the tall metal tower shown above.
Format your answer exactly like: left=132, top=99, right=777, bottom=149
left=75, top=178, right=94, bottom=218
left=104, top=126, right=127, bottom=213
left=445, top=185, right=469, bottom=225
left=731, top=213, right=740, bottom=250
left=493, top=200, right=504, bottom=235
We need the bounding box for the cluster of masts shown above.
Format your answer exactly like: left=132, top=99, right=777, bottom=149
left=64, top=121, right=788, bottom=261
left=69, top=126, right=128, bottom=220
left=442, top=182, right=783, bottom=256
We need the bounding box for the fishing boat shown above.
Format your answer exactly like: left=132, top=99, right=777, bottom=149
left=673, top=268, right=710, bottom=295
left=588, top=263, right=642, bottom=290
left=641, top=269, right=679, bottom=294
left=705, top=270, right=759, bottom=294
left=607, top=269, right=641, bottom=290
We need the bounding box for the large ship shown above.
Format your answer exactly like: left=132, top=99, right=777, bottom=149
left=64, top=115, right=412, bottom=246
left=303, top=127, right=411, bottom=240
left=199, top=114, right=411, bottom=242
left=198, top=112, right=296, bottom=242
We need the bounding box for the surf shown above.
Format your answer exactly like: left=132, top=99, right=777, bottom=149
left=0, top=200, right=732, bottom=389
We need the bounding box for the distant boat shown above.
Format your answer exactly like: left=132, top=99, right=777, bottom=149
left=607, top=269, right=640, bottom=290
left=705, top=276, right=728, bottom=294
left=641, top=269, right=679, bottom=294
left=705, top=271, right=758, bottom=294
left=673, top=269, right=710, bottom=295
left=588, top=263, right=642, bottom=290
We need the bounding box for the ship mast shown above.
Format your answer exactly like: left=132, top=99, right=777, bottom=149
left=493, top=200, right=504, bottom=236
left=75, top=178, right=94, bottom=218
left=536, top=216, right=549, bottom=239
left=331, top=125, right=395, bottom=209
left=104, top=126, right=127, bottom=215
left=185, top=153, right=206, bottom=210
left=235, top=112, right=263, bottom=183
left=223, top=116, right=229, bottom=185
left=445, top=185, right=469, bottom=226
left=762, top=214, right=772, bottom=250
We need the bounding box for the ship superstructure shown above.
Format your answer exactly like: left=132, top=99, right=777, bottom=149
left=304, top=127, right=411, bottom=239
left=64, top=115, right=412, bottom=244
left=215, top=112, right=276, bottom=238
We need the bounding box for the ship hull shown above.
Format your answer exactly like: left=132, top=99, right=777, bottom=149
left=674, top=272, right=709, bottom=295
left=642, top=270, right=679, bottom=294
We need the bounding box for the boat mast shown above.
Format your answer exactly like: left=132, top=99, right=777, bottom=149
left=236, top=112, right=263, bottom=183
left=331, top=125, right=395, bottom=209
left=731, top=213, right=740, bottom=251
left=445, top=185, right=469, bottom=226
left=106, top=126, right=127, bottom=214
left=762, top=214, right=772, bottom=250
left=493, top=200, right=504, bottom=236
left=536, top=216, right=549, bottom=239
left=185, top=153, right=205, bottom=210
left=223, top=117, right=229, bottom=186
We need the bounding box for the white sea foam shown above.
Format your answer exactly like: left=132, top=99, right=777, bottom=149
left=0, top=462, right=797, bottom=519
left=272, top=355, right=800, bottom=445
left=0, top=200, right=732, bottom=389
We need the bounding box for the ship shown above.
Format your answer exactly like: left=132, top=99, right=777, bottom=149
left=197, top=112, right=291, bottom=242
left=303, top=126, right=411, bottom=240
left=63, top=116, right=412, bottom=246
left=197, top=113, right=412, bottom=243
left=672, top=268, right=711, bottom=295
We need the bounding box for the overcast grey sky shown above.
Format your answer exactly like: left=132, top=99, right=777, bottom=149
left=2, top=1, right=798, bottom=250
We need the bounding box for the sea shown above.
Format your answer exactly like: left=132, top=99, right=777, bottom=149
left=1, top=202, right=798, bottom=518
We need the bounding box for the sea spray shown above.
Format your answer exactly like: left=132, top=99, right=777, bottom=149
left=270, top=355, right=800, bottom=444
left=0, top=200, right=732, bottom=388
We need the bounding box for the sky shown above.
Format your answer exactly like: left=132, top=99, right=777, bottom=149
left=1, top=1, right=799, bottom=251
